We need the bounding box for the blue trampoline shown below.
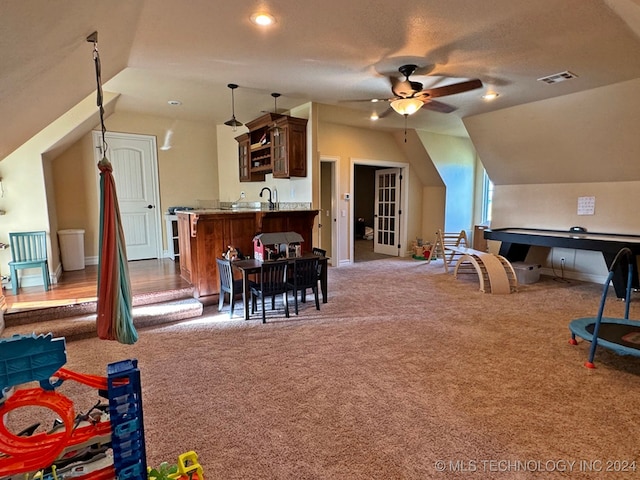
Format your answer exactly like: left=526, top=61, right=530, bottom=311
left=569, top=247, right=640, bottom=368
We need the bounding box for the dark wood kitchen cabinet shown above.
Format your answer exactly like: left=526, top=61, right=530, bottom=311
left=235, top=113, right=307, bottom=181
left=272, top=116, right=307, bottom=178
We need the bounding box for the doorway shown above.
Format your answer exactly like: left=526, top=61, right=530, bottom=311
left=92, top=131, right=162, bottom=260
left=320, top=157, right=339, bottom=266
left=351, top=160, right=408, bottom=263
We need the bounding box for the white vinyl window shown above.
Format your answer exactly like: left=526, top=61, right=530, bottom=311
left=481, top=171, right=494, bottom=223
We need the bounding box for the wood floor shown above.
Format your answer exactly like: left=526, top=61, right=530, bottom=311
left=3, top=259, right=190, bottom=313
left=354, top=238, right=394, bottom=262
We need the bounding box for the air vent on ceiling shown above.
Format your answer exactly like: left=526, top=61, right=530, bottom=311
left=537, top=71, right=578, bottom=85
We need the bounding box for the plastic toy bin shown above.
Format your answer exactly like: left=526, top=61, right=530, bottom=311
left=511, top=262, right=542, bottom=284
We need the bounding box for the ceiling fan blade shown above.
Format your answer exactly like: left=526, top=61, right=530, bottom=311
left=419, top=79, right=483, bottom=99
left=340, top=98, right=395, bottom=103
left=377, top=106, right=394, bottom=118
left=422, top=99, right=457, bottom=114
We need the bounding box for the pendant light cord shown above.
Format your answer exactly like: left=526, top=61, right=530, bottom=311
left=404, top=114, right=408, bottom=143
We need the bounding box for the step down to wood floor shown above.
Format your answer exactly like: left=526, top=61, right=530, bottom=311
left=1, top=287, right=203, bottom=341
left=4, top=286, right=195, bottom=325
left=2, top=297, right=204, bottom=341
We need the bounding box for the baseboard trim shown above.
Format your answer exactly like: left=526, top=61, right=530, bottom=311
left=540, top=267, right=607, bottom=286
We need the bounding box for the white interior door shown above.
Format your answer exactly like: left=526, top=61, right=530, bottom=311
left=93, top=131, right=161, bottom=260
left=374, top=168, right=401, bottom=256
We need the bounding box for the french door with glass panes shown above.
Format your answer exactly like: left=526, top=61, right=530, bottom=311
left=374, top=168, right=401, bottom=256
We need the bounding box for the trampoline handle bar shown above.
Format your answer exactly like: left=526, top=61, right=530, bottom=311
left=590, top=248, right=634, bottom=361
left=608, top=247, right=633, bottom=273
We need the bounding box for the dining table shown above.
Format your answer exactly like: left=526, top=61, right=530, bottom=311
left=232, top=254, right=328, bottom=320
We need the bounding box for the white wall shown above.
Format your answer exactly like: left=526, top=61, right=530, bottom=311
left=417, top=131, right=477, bottom=235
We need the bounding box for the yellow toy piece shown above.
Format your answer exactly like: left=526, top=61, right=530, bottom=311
left=177, top=451, right=204, bottom=479
left=148, top=451, right=204, bottom=480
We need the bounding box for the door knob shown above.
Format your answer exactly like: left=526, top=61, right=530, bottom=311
left=147, top=205, right=154, bottom=209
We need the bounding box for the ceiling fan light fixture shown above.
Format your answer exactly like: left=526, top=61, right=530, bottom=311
left=390, top=98, right=423, bottom=116
left=224, top=83, right=243, bottom=132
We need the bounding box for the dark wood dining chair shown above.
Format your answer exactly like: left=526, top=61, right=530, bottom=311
left=249, top=260, right=290, bottom=323
left=216, top=257, right=243, bottom=318
left=311, top=247, right=326, bottom=300
left=287, top=257, right=320, bottom=314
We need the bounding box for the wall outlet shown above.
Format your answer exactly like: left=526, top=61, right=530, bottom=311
left=560, top=257, right=566, bottom=266
left=240, top=191, right=245, bottom=199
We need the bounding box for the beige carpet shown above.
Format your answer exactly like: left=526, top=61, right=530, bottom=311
left=6, top=257, right=640, bottom=479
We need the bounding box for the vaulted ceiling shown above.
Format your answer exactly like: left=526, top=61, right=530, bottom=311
left=3, top=0, right=640, bottom=161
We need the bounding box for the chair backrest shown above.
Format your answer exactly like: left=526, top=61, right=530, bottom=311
left=216, top=257, right=234, bottom=291
left=259, top=260, right=289, bottom=295
left=311, top=247, right=326, bottom=276
left=292, top=257, right=319, bottom=289
left=9, top=231, right=48, bottom=263
left=312, top=247, right=326, bottom=257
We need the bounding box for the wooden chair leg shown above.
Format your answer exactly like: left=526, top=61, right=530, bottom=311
left=42, top=265, right=50, bottom=291
left=284, top=292, right=289, bottom=318
left=261, top=296, right=266, bottom=323
left=314, top=287, right=320, bottom=310
left=10, top=266, right=18, bottom=295
left=218, top=291, right=225, bottom=312
left=293, top=288, right=299, bottom=315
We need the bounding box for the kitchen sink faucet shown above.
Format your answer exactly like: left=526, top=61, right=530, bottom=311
left=259, top=187, right=275, bottom=210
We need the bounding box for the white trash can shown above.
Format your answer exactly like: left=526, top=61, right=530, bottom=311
left=58, top=229, right=85, bottom=271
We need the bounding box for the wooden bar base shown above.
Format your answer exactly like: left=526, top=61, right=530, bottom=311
left=178, top=210, right=319, bottom=299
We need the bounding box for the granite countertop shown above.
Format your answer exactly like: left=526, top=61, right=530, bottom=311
left=175, top=202, right=314, bottom=214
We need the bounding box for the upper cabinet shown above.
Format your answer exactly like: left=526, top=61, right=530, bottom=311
left=236, top=113, right=308, bottom=182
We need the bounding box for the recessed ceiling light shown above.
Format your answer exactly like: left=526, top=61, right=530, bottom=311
left=482, top=92, right=499, bottom=101
left=251, top=12, right=275, bottom=26
left=167, top=100, right=182, bottom=106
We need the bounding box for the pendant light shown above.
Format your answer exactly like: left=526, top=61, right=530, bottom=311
left=224, top=83, right=243, bottom=131
left=271, top=92, right=281, bottom=137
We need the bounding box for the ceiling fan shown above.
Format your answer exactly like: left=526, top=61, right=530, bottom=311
left=364, top=64, right=483, bottom=117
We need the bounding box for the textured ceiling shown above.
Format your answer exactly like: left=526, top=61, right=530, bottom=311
left=3, top=0, right=640, bottom=159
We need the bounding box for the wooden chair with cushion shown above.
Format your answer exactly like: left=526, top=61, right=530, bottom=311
left=249, top=260, right=290, bottom=323
left=8, top=231, right=51, bottom=295
left=287, top=256, right=320, bottom=314
left=216, top=257, right=244, bottom=318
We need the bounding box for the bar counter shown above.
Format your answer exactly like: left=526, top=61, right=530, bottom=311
left=177, top=209, right=319, bottom=300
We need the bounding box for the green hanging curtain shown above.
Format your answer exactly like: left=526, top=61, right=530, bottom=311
left=89, top=32, right=137, bottom=344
